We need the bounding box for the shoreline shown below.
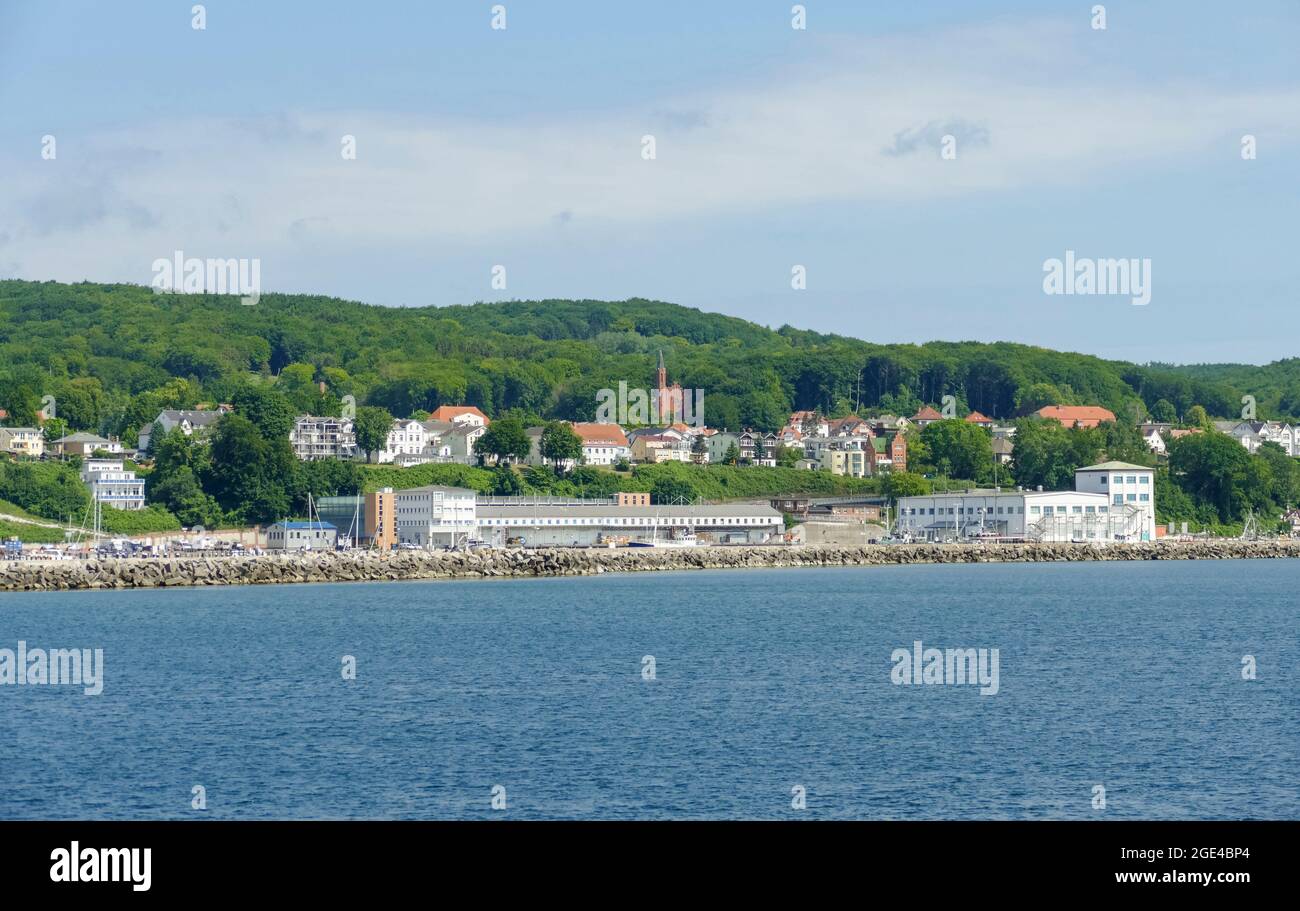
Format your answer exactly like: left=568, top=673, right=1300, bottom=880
left=3, top=539, right=1300, bottom=592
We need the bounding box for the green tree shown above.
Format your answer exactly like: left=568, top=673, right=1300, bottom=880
left=353, top=406, right=393, bottom=463
left=231, top=384, right=297, bottom=441
left=881, top=470, right=931, bottom=501
left=490, top=464, right=523, bottom=496
left=1151, top=399, right=1177, bottom=423
left=651, top=476, right=699, bottom=505
left=1011, top=419, right=1089, bottom=491
left=1185, top=405, right=1212, bottom=430
left=473, top=417, right=532, bottom=465
left=919, top=419, right=993, bottom=481
left=1167, top=431, right=1253, bottom=523
left=722, top=442, right=740, bottom=465
left=206, top=414, right=293, bottom=524
left=539, top=421, right=584, bottom=472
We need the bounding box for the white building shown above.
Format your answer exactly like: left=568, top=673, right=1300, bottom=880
left=896, top=461, right=1154, bottom=543
left=475, top=494, right=782, bottom=546
left=80, top=458, right=146, bottom=510
left=394, top=485, right=478, bottom=548
left=290, top=415, right=357, bottom=461
left=1073, top=461, right=1156, bottom=541
left=378, top=419, right=432, bottom=465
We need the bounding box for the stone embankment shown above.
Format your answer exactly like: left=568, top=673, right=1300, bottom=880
left=3, top=539, right=1299, bottom=593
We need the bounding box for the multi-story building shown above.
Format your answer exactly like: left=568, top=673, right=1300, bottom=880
left=820, top=448, right=868, bottom=477
left=0, top=427, right=45, bottom=458
left=289, top=415, right=357, bottom=461
left=394, top=485, right=478, bottom=548
left=896, top=462, right=1154, bottom=543
left=571, top=422, right=630, bottom=466
left=1073, top=461, right=1156, bottom=541
left=80, top=458, right=146, bottom=510
left=378, top=419, right=431, bottom=465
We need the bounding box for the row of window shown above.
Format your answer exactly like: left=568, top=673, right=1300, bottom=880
left=1100, top=475, right=1150, bottom=485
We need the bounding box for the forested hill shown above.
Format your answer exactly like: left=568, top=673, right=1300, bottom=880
left=0, top=279, right=1289, bottom=440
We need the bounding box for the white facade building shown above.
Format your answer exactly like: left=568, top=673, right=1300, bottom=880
left=1073, top=461, right=1156, bottom=542
left=290, top=415, right=357, bottom=461
left=896, top=462, right=1154, bottom=543
left=394, top=485, right=478, bottom=548
left=80, top=458, right=146, bottom=510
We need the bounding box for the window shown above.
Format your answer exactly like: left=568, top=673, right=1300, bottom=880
left=1113, top=495, right=1123, bottom=505
left=1072, top=506, right=1082, bottom=513
left=1030, top=506, right=1040, bottom=515
left=1139, top=476, right=1149, bottom=484
left=1126, top=476, right=1136, bottom=484
left=1100, top=476, right=1107, bottom=485
left=1139, top=493, right=1149, bottom=502
left=1112, top=475, right=1123, bottom=485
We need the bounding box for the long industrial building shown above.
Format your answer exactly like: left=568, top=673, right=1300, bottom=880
left=318, top=490, right=783, bottom=548
left=476, top=493, right=782, bottom=546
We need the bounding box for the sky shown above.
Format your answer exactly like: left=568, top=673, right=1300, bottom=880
left=1, top=0, right=1298, bottom=364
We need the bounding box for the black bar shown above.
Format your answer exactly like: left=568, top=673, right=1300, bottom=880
left=0, top=820, right=1285, bottom=897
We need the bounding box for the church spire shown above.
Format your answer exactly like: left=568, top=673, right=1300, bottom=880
left=656, top=349, right=667, bottom=389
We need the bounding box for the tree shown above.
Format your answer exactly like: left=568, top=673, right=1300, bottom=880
left=539, top=421, right=583, bottom=472
left=206, top=414, right=293, bottom=524
left=1167, top=431, right=1252, bottom=523
left=1185, top=405, right=1212, bottom=430
left=919, top=419, right=993, bottom=481
left=722, top=442, right=740, bottom=465
left=231, top=384, right=297, bottom=441
left=651, top=476, right=698, bottom=505
left=1010, top=419, right=1092, bottom=491
left=147, top=466, right=223, bottom=528
left=1151, top=399, right=1177, bottom=424
left=774, top=444, right=801, bottom=468
left=490, top=464, right=523, bottom=496
left=473, top=417, right=532, bottom=465
left=353, top=406, right=393, bottom=463
left=41, top=417, right=69, bottom=446
left=881, top=471, right=931, bottom=501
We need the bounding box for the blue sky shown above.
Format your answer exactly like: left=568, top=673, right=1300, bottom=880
left=2, top=0, right=1298, bottom=363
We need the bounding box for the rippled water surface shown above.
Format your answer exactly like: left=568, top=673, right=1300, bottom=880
left=1, top=560, right=1296, bottom=819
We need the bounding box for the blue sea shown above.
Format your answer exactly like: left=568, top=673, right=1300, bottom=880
left=1, top=560, right=1296, bottom=819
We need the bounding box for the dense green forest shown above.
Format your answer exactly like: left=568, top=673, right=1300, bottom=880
left=0, top=280, right=1286, bottom=437
left=1, top=280, right=1298, bottom=535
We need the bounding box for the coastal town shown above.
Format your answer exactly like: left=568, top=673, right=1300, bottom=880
left=7, top=347, right=1300, bottom=562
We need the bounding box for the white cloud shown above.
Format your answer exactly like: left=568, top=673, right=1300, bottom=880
left=2, top=17, right=1297, bottom=285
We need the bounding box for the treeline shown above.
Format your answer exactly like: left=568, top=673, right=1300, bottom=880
left=1, top=281, right=1286, bottom=447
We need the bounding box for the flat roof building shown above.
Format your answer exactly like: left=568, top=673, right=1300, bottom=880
left=896, top=463, right=1154, bottom=543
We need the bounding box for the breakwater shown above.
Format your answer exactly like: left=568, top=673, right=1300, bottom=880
left=3, top=539, right=1300, bottom=592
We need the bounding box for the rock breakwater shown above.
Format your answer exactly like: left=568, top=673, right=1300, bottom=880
left=3, top=539, right=1299, bottom=593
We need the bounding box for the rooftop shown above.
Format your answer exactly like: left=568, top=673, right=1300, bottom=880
left=1076, top=461, right=1155, bottom=471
